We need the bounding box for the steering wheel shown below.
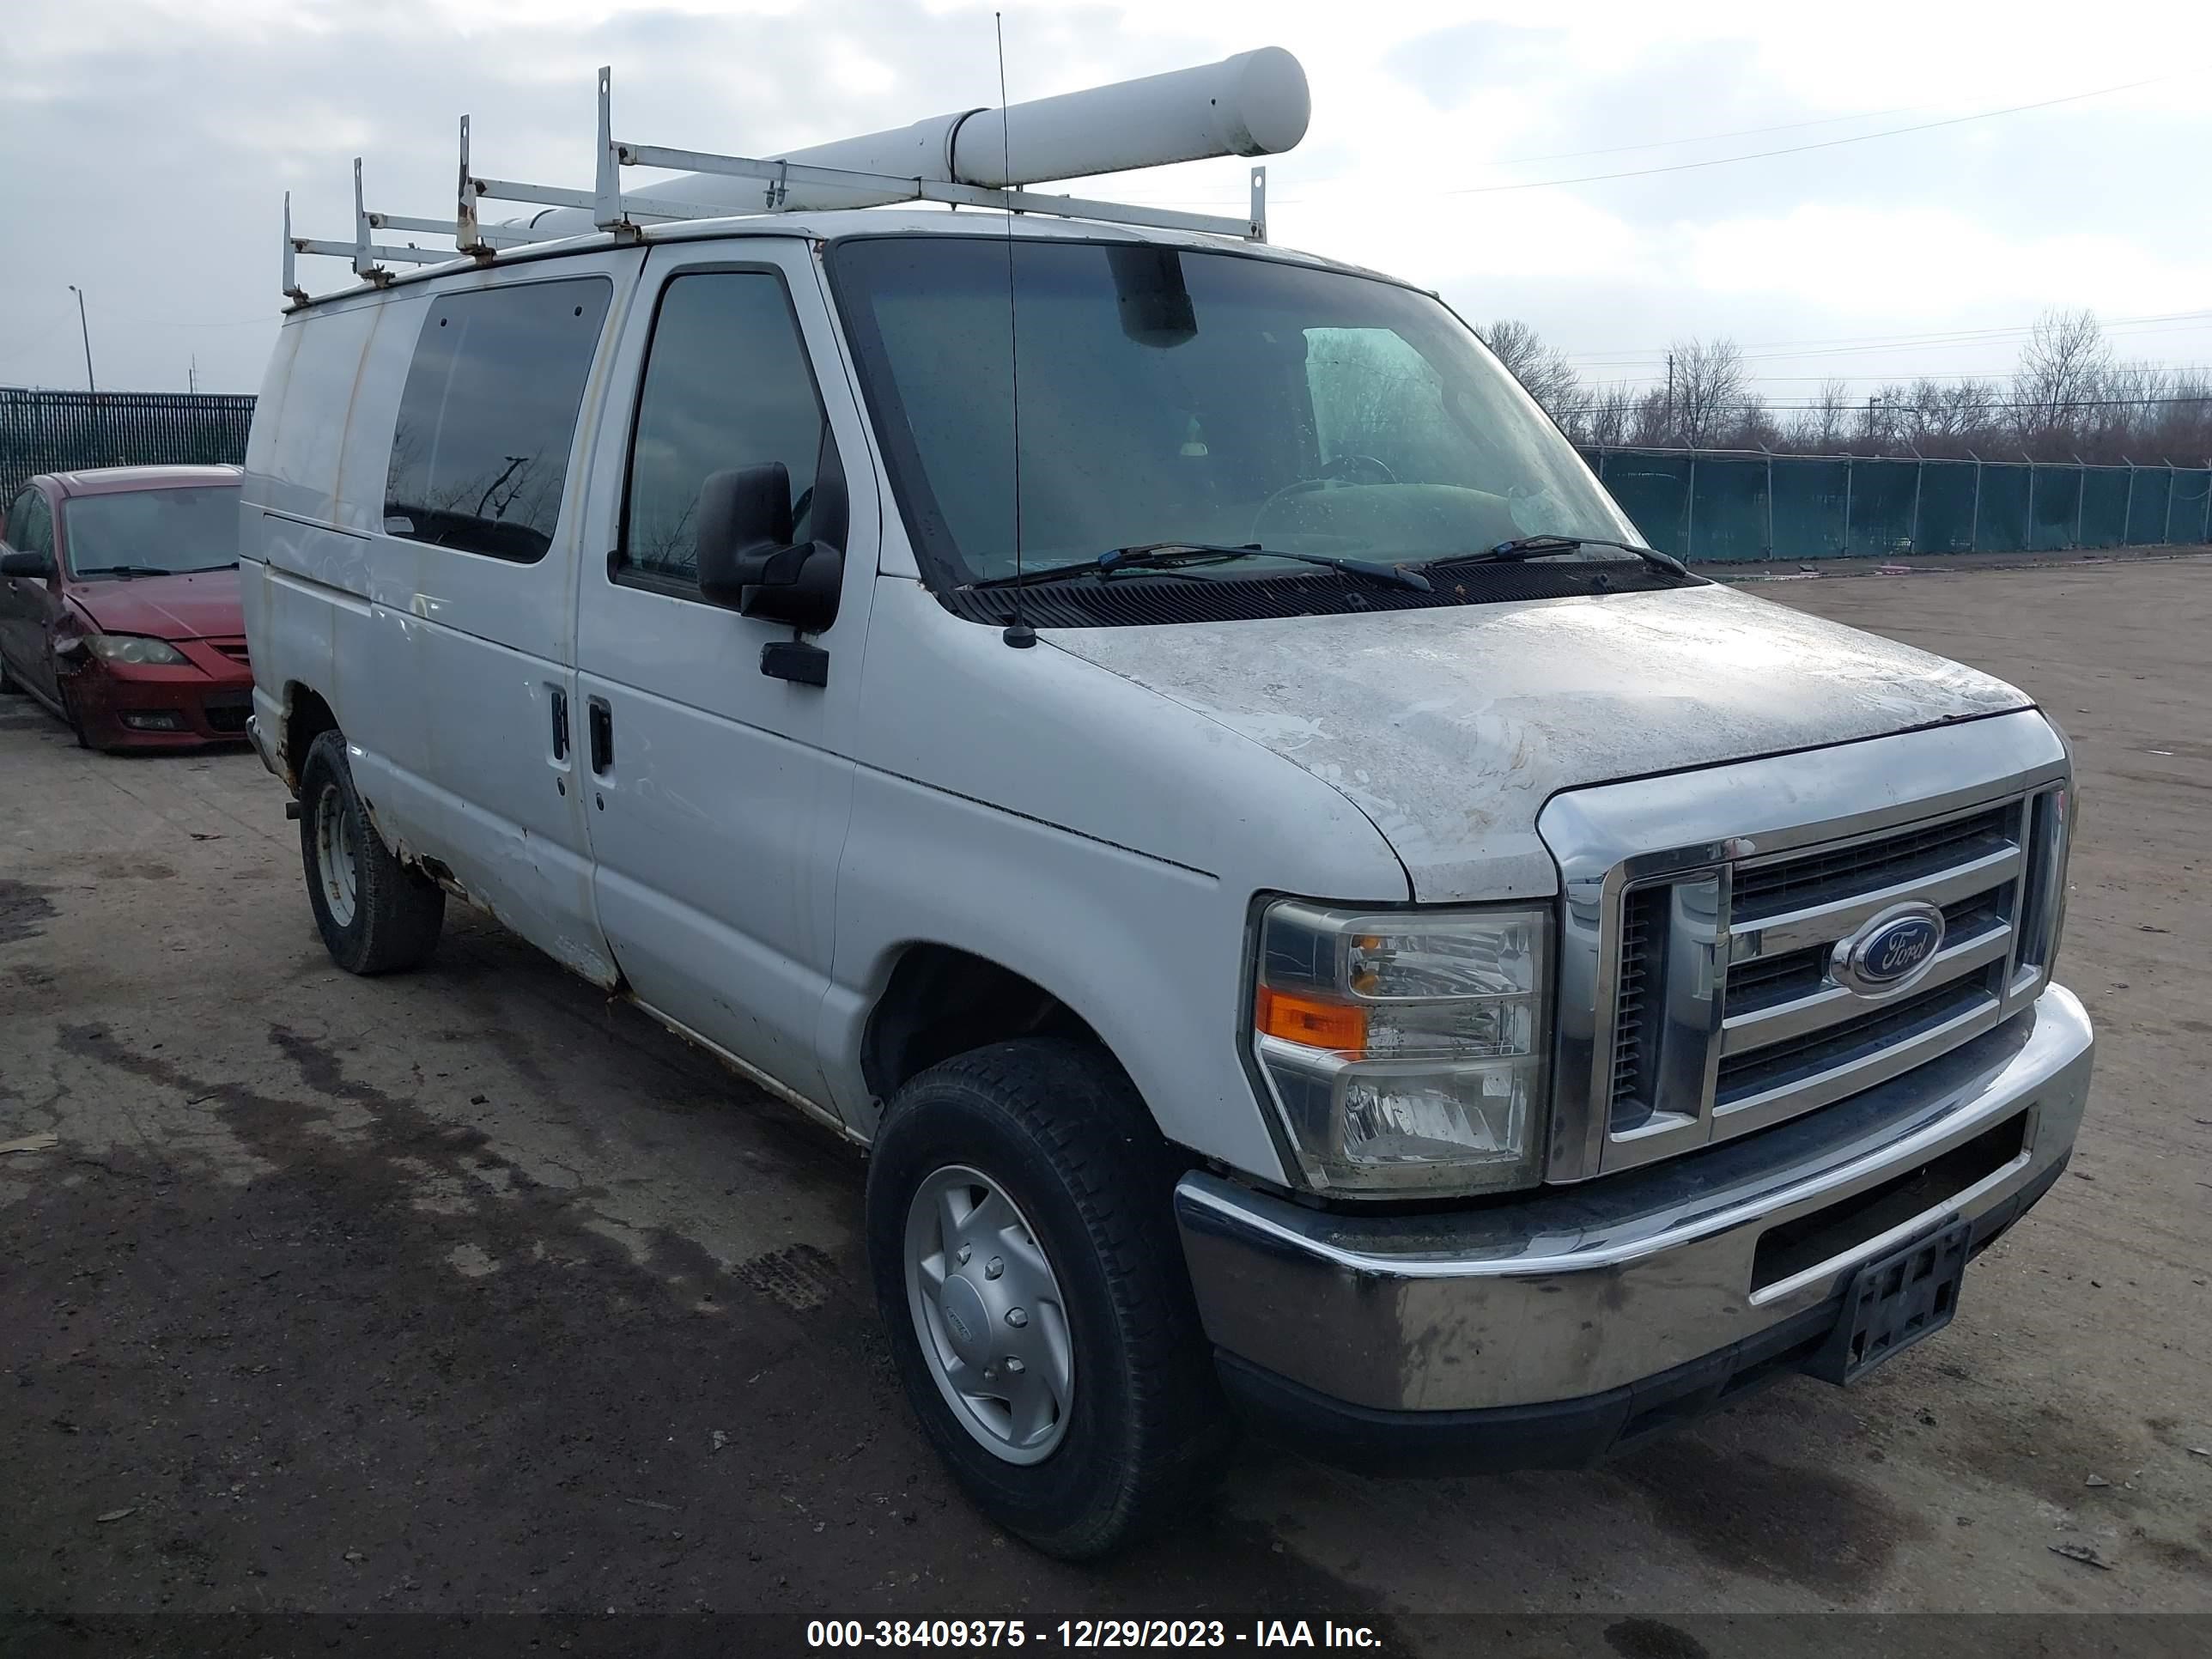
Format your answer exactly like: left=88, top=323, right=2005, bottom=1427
left=1320, top=453, right=1398, bottom=486
left=1249, top=453, right=1399, bottom=543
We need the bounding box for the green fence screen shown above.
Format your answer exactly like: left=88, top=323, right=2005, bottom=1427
left=7, top=396, right=2206, bottom=568
left=1581, top=447, right=2212, bottom=562
left=2172, top=469, right=2212, bottom=544
left=1917, top=461, right=1978, bottom=553
left=2080, top=467, right=2130, bottom=550
left=1, top=388, right=255, bottom=502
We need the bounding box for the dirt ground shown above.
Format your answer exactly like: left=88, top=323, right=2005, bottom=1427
left=3, top=557, right=2209, bottom=1656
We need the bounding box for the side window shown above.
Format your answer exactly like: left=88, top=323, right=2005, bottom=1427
left=384, top=276, right=612, bottom=564
left=621, top=270, right=827, bottom=586
left=9, top=492, right=54, bottom=556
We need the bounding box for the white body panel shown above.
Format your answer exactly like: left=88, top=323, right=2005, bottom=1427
left=240, top=209, right=2044, bottom=1190
left=568, top=238, right=881, bottom=1108
left=243, top=252, right=647, bottom=985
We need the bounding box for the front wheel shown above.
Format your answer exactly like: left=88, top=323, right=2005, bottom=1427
left=296, top=729, right=445, bottom=975
left=866, top=1039, right=1232, bottom=1559
left=57, top=681, right=95, bottom=750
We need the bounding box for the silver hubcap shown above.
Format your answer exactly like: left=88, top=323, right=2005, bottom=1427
left=313, top=787, right=360, bottom=928
left=905, top=1165, right=1073, bottom=1464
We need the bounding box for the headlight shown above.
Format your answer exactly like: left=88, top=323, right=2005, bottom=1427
left=1251, top=899, right=1552, bottom=1196
left=84, top=634, right=190, bottom=666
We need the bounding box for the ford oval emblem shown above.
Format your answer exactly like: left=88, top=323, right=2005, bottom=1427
left=1831, top=902, right=1947, bottom=998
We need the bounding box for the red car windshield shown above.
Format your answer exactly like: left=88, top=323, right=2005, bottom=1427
left=63, top=485, right=240, bottom=579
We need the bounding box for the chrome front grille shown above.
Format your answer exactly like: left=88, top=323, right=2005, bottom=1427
left=1540, top=711, right=2074, bottom=1182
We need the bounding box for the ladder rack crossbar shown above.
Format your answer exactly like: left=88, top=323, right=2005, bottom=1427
left=283, top=64, right=1271, bottom=305
left=291, top=237, right=450, bottom=267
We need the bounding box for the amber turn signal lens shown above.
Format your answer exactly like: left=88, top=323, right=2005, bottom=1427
left=1255, top=985, right=1368, bottom=1052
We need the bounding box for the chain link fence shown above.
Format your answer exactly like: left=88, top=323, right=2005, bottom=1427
left=1582, top=447, right=2212, bottom=562
left=1, top=388, right=256, bottom=502
left=9, top=392, right=2208, bottom=568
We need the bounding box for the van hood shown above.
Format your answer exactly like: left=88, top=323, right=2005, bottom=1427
left=65, top=567, right=242, bottom=641
left=1044, top=582, right=2033, bottom=901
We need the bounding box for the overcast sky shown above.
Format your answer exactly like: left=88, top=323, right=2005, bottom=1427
left=4, top=0, right=2207, bottom=402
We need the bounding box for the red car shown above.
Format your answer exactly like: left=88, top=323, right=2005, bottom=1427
left=0, top=465, right=252, bottom=751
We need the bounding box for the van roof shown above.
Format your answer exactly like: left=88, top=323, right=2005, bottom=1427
left=287, top=206, right=1409, bottom=313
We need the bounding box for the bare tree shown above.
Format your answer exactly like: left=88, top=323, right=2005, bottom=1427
left=1671, top=337, right=1748, bottom=447
left=1583, top=386, right=1635, bottom=449
left=1629, top=386, right=1673, bottom=447
left=2014, top=308, right=2112, bottom=453
left=1733, top=393, right=1781, bottom=452
left=1481, top=319, right=1583, bottom=428
left=1782, top=380, right=1854, bottom=451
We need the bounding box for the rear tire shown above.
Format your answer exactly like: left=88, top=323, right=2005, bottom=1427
left=866, top=1038, right=1232, bottom=1559
left=297, top=729, right=445, bottom=975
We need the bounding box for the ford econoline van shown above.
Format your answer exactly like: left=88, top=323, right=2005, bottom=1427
left=240, top=53, right=2093, bottom=1559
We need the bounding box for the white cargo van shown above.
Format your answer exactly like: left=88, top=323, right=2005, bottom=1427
left=241, top=52, right=2093, bottom=1558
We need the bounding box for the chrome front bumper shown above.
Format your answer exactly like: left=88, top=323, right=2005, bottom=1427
left=1176, top=984, right=2093, bottom=1420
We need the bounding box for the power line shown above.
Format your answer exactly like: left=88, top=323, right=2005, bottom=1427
left=1578, top=391, right=2212, bottom=411
left=1476, top=102, right=1929, bottom=167
left=1564, top=307, right=2212, bottom=360
left=1561, top=313, right=2212, bottom=371
left=1441, top=73, right=2179, bottom=195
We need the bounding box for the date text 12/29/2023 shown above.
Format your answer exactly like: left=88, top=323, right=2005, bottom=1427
left=805, top=1620, right=1383, bottom=1649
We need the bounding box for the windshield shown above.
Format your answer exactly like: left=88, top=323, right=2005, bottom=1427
left=62, top=485, right=240, bottom=578
left=829, top=237, right=1637, bottom=586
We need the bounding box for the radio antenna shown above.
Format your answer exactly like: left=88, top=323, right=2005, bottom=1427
left=996, top=10, right=1036, bottom=648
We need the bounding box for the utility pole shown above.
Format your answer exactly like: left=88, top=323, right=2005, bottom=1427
left=188, top=356, right=198, bottom=395
left=67, top=285, right=96, bottom=392
left=1867, top=393, right=1882, bottom=447
left=1665, top=352, right=1675, bottom=441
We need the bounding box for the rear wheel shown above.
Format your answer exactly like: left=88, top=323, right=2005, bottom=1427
left=866, top=1038, right=1231, bottom=1559
left=297, top=729, right=445, bottom=974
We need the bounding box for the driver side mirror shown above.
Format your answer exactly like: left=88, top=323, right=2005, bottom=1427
left=695, top=462, right=843, bottom=634
left=0, top=549, right=55, bottom=580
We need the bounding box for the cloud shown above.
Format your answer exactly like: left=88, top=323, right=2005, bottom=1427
left=1380, top=21, right=1565, bottom=112
left=3, top=0, right=2208, bottom=396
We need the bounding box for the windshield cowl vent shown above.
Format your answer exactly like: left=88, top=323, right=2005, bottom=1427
left=936, top=559, right=1698, bottom=629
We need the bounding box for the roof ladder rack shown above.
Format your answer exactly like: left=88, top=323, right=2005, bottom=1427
left=284, top=63, right=1277, bottom=305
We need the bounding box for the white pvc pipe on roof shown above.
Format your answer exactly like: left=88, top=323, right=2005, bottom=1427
left=516, top=47, right=1309, bottom=231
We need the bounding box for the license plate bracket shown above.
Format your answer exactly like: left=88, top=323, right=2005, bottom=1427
left=1808, top=1216, right=1972, bottom=1385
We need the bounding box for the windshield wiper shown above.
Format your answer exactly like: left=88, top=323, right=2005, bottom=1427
left=1427, top=535, right=1690, bottom=578
left=972, top=542, right=1431, bottom=593
left=179, top=562, right=239, bottom=574
left=72, top=565, right=177, bottom=579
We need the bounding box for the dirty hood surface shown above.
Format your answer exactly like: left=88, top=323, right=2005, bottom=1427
left=67, top=568, right=242, bottom=641
left=1045, top=582, right=2033, bottom=900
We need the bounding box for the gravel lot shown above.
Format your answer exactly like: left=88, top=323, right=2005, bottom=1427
left=3, top=557, right=2209, bottom=1653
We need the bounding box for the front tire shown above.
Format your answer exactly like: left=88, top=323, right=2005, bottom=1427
left=866, top=1038, right=1231, bottom=1559
left=297, top=729, right=445, bottom=975
left=58, top=682, right=96, bottom=750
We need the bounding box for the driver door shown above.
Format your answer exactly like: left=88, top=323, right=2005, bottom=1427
left=570, top=240, right=883, bottom=1112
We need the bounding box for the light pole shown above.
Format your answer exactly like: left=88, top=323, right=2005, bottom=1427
left=67, top=285, right=96, bottom=392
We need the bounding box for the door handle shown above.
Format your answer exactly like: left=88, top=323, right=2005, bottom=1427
left=586, top=696, right=613, bottom=775
left=550, top=688, right=569, bottom=762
